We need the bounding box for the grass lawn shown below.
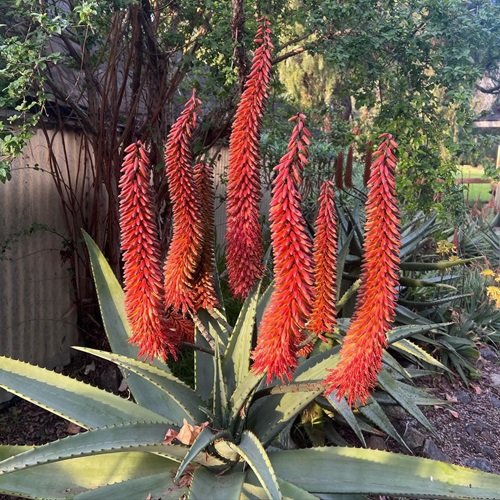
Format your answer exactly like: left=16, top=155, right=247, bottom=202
left=457, top=165, right=494, bottom=203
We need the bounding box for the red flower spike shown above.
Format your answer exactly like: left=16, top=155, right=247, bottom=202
left=226, top=17, right=274, bottom=299
left=334, top=152, right=344, bottom=190
left=252, top=114, right=315, bottom=383
left=119, top=141, right=179, bottom=360
left=163, top=91, right=204, bottom=315
left=307, top=180, right=338, bottom=338
left=193, top=162, right=219, bottom=311
left=344, top=145, right=354, bottom=189
left=363, top=141, right=372, bottom=187
left=324, top=133, right=400, bottom=406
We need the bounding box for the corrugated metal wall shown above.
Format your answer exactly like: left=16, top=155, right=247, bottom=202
left=0, top=129, right=80, bottom=402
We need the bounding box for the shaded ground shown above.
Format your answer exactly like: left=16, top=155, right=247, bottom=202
left=0, top=346, right=499, bottom=499
left=393, top=345, right=500, bottom=474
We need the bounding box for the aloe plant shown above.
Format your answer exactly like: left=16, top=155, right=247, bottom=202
left=0, top=233, right=499, bottom=499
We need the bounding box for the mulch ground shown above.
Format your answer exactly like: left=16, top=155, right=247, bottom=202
left=0, top=346, right=499, bottom=499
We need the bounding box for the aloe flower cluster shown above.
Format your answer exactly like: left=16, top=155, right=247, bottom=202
left=324, top=134, right=400, bottom=405
left=226, top=17, right=274, bottom=300
left=252, top=114, right=315, bottom=382
left=308, top=180, right=338, bottom=338
left=118, top=20, right=400, bottom=408
left=119, top=142, right=183, bottom=360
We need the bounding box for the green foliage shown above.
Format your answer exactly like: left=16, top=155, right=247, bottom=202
left=0, top=234, right=499, bottom=499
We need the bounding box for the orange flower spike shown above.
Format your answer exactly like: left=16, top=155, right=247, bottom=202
left=324, top=133, right=400, bottom=406
left=308, top=180, right=338, bottom=338
left=163, top=91, right=203, bottom=315
left=252, top=114, right=315, bottom=383
left=193, top=162, right=219, bottom=311
left=334, top=151, right=344, bottom=190
left=344, top=145, right=354, bottom=189
left=119, top=141, right=179, bottom=360
left=226, top=17, right=274, bottom=299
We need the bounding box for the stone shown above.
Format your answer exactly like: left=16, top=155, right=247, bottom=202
left=422, top=439, right=449, bottom=462
left=465, top=458, right=493, bottom=473
left=490, top=373, right=500, bottom=388
left=479, top=345, right=498, bottom=362
left=490, top=394, right=500, bottom=409
left=403, top=427, right=426, bottom=450
left=367, top=435, right=386, bottom=450
left=456, top=390, right=472, bottom=404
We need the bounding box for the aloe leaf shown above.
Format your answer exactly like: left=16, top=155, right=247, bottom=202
left=387, top=323, right=450, bottom=343
left=229, top=370, right=263, bottom=424
left=175, top=427, right=228, bottom=481
left=0, top=357, right=166, bottom=430
left=382, top=351, right=411, bottom=380
left=269, top=446, right=500, bottom=499
left=194, top=326, right=214, bottom=404
left=189, top=467, right=245, bottom=500
left=0, top=422, right=209, bottom=475
left=74, top=473, right=186, bottom=500
left=248, top=349, right=339, bottom=445
left=358, top=398, right=409, bottom=451
left=391, top=339, right=450, bottom=372
left=399, top=293, right=471, bottom=309
left=326, top=395, right=365, bottom=446
left=73, top=346, right=206, bottom=425
left=226, top=431, right=281, bottom=500
left=224, top=281, right=262, bottom=397
left=377, top=370, right=433, bottom=432
left=400, top=215, right=437, bottom=258
left=83, top=231, right=174, bottom=414
left=0, top=446, right=32, bottom=461
left=0, top=451, right=175, bottom=499
left=243, top=474, right=320, bottom=499
left=213, top=337, right=228, bottom=426
left=401, top=256, right=482, bottom=271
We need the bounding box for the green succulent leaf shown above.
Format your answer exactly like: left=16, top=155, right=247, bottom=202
left=0, top=357, right=166, bottom=430
left=387, top=323, right=450, bottom=343
left=74, top=472, right=186, bottom=500
left=269, top=446, right=500, bottom=499
left=400, top=256, right=482, bottom=271
left=358, top=398, right=409, bottom=451
left=189, top=467, right=245, bottom=500
left=82, top=231, right=174, bottom=414
left=391, top=338, right=451, bottom=372
left=73, top=346, right=206, bottom=425
left=0, top=446, right=32, bottom=461
left=175, top=427, right=228, bottom=481
left=243, top=474, right=320, bottom=499
left=0, top=452, right=175, bottom=499
left=227, top=431, right=281, bottom=500
left=224, top=281, right=262, bottom=397
left=326, top=395, right=366, bottom=446
left=248, top=349, right=339, bottom=445
left=377, top=370, right=433, bottom=433
left=0, top=422, right=190, bottom=474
